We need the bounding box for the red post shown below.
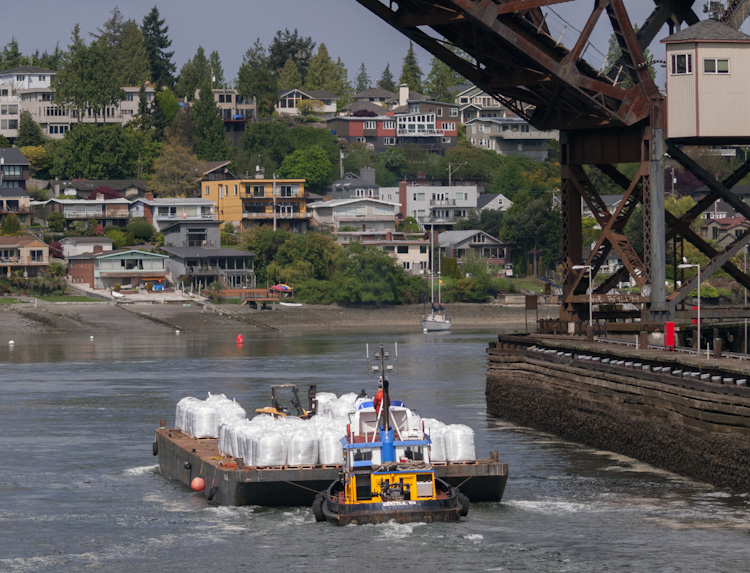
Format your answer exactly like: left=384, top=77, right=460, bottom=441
left=665, top=321, right=675, bottom=351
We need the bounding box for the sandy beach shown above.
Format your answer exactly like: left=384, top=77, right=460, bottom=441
left=0, top=299, right=556, bottom=336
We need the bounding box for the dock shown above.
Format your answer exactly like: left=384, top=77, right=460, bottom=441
left=487, top=334, right=750, bottom=490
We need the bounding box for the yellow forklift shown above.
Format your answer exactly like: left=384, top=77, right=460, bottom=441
left=255, top=384, right=317, bottom=419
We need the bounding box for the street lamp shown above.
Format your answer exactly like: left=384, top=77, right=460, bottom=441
left=572, top=264, right=593, bottom=327
left=677, top=258, right=700, bottom=356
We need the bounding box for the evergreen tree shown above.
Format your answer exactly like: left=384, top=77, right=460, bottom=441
left=174, top=46, right=211, bottom=100
left=31, top=45, right=62, bottom=70
left=277, top=57, right=303, bottom=90
left=399, top=42, right=423, bottom=93
left=0, top=212, right=23, bottom=236
left=208, top=50, right=226, bottom=88
left=142, top=6, right=175, bottom=88
left=237, top=40, right=277, bottom=117
left=0, top=38, right=26, bottom=69
left=15, top=111, right=46, bottom=148
left=55, top=26, right=123, bottom=125
left=135, top=83, right=153, bottom=131
left=377, top=63, right=396, bottom=92
left=117, top=20, right=150, bottom=86
left=424, top=57, right=463, bottom=103
left=192, top=83, right=230, bottom=161
left=305, top=44, right=350, bottom=97
left=355, top=63, right=370, bottom=93
left=268, top=29, right=316, bottom=80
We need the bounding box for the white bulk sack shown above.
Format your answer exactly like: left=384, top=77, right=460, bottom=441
left=175, top=397, right=199, bottom=431
left=254, top=430, right=287, bottom=467
left=318, top=428, right=345, bottom=465
left=287, top=427, right=319, bottom=466
left=444, top=424, right=476, bottom=462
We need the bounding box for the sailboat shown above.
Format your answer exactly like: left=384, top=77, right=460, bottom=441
left=421, top=222, right=451, bottom=332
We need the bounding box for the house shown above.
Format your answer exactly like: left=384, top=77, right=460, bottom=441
left=46, top=179, right=148, bottom=199
left=202, top=176, right=310, bottom=232
left=327, top=115, right=400, bottom=152
left=195, top=88, right=256, bottom=146
left=67, top=248, right=168, bottom=290
left=438, top=230, right=512, bottom=267
left=701, top=216, right=750, bottom=248
left=161, top=246, right=256, bottom=290
left=308, top=197, right=400, bottom=232
left=162, top=220, right=223, bottom=248
left=351, top=88, right=397, bottom=108
left=0, top=235, right=49, bottom=277
left=35, top=197, right=131, bottom=229
left=325, top=169, right=379, bottom=200
left=465, top=116, right=557, bottom=161
left=202, top=161, right=237, bottom=182
left=379, top=183, right=479, bottom=229
left=0, top=67, right=156, bottom=140
left=59, top=237, right=114, bottom=258
left=129, top=195, right=217, bottom=232
left=275, top=88, right=338, bottom=119
left=455, top=84, right=510, bottom=123
left=477, top=193, right=513, bottom=213
left=361, top=237, right=430, bottom=275
left=663, top=19, right=750, bottom=140
left=1, top=188, right=33, bottom=226
left=0, top=147, right=31, bottom=190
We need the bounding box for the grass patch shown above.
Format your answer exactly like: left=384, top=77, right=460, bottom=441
left=37, top=295, right=103, bottom=302
left=507, top=277, right=546, bottom=293
left=0, top=297, right=23, bottom=304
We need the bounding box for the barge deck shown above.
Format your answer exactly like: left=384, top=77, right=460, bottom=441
left=154, top=427, right=508, bottom=506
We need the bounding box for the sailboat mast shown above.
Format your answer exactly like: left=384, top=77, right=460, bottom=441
left=430, top=221, right=435, bottom=307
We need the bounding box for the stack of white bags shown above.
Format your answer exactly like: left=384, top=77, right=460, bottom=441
left=175, top=392, right=475, bottom=467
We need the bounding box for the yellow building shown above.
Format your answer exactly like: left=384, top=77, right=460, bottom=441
left=202, top=178, right=310, bottom=232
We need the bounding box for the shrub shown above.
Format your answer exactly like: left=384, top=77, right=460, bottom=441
left=145, top=282, right=154, bottom=291
left=113, top=283, right=121, bottom=292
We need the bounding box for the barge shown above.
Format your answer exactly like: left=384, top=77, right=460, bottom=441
left=154, top=426, right=508, bottom=507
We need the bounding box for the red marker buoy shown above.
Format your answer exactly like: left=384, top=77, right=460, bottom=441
left=191, top=476, right=205, bottom=492
left=236, top=334, right=244, bottom=344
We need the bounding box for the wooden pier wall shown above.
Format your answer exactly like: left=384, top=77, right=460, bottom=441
left=486, top=335, right=750, bottom=491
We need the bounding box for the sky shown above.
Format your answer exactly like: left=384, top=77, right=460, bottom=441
left=0, top=1, right=721, bottom=90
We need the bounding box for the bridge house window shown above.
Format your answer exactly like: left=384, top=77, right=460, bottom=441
left=671, top=53, right=692, bottom=75
left=704, top=58, right=729, bottom=74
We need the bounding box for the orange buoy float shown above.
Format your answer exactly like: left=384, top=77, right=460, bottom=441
left=191, top=476, right=205, bottom=492
left=236, top=334, right=244, bottom=344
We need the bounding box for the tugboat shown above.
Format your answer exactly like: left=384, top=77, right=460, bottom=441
left=312, top=344, right=469, bottom=525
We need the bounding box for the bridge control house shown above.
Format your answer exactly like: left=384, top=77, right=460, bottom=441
left=663, top=19, right=750, bottom=141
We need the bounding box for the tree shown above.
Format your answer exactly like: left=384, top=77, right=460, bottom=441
left=424, top=57, right=463, bottom=103
left=305, top=44, right=339, bottom=92
left=48, top=212, right=65, bottom=233
left=94, top=9, right=150, bottom=86
left=500, top=190, right=561, bottom=274
left=277, top=57, right=303, bottom=90
left=142, top=6, right=175, bottom=88
left=377, top=63, right=396, bottom=92
left=174, top=46, right=211, bottom=100
left=208, top=50, right=226, bottom=88
left=192, top=83, right=231, bottom=161
left=135, top=83, right=153, bottom=131
left=154, top=89, right=180, bottom=136
left=237, top=40, right=277, bottom=117
left=0, top=135, right=9, bottom=147
left=268, top=29, right=316, bottom=80
left=0, top=38, right=26, bottom=69
left=332, top=242, right=408, bottom=304
left=126, top=217, right=155, bottom=241
left=0, top=212, right=23, bottom=236
left=20, top=145, right=50, bottom=178
left=149, top=136, right=202, bottom=197
left=48, top=124, right=137, bottom=180
left=399, top=42, right=423, bottom=93
left=355, top=63, right=370, bottom=93
left=15, top=111, right=46, bottom=148
left=54, top=26, right=123, bottom=126
left=278, top=146, right=333, bottom=191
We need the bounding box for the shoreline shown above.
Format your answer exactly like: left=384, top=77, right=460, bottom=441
left=0, top=299, right=557, bottom=337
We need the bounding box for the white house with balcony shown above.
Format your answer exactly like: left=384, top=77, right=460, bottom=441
left=309, top=197, right=399, bottom=231
left=129, top=197, right=217, bottom=232
left=275, top=88, right=338, bottom=119
left=465, top=116, right=557, bottom=161
left=380, top=184, right=479, bottom=230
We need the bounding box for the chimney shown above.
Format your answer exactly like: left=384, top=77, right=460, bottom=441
left=386, top=231, right=392, bottom=241
left=399, top=83, right=409, bottom=107
left=398, top=180, right=408, bottom=220
left=360, top=167, right=376, bottom=184
left=255, top=164, right=265, bottom=179
left=93, top=245, right=104, bottom=254
left=144, top=192, right=154, bottom=201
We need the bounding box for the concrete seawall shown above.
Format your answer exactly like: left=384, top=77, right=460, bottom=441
left=486, top=335, right=750, bottom=491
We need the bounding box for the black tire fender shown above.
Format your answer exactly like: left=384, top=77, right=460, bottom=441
left=152, top=441, right=158, bottom=456
left=312, top=494, right=325, bottom=522
left=458, top=493, right=470, bottom=517
left=206, top=486, right=217, bottom=501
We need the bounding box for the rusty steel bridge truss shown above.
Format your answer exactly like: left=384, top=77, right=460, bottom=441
left=355, top=0, right=750, bottom=326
